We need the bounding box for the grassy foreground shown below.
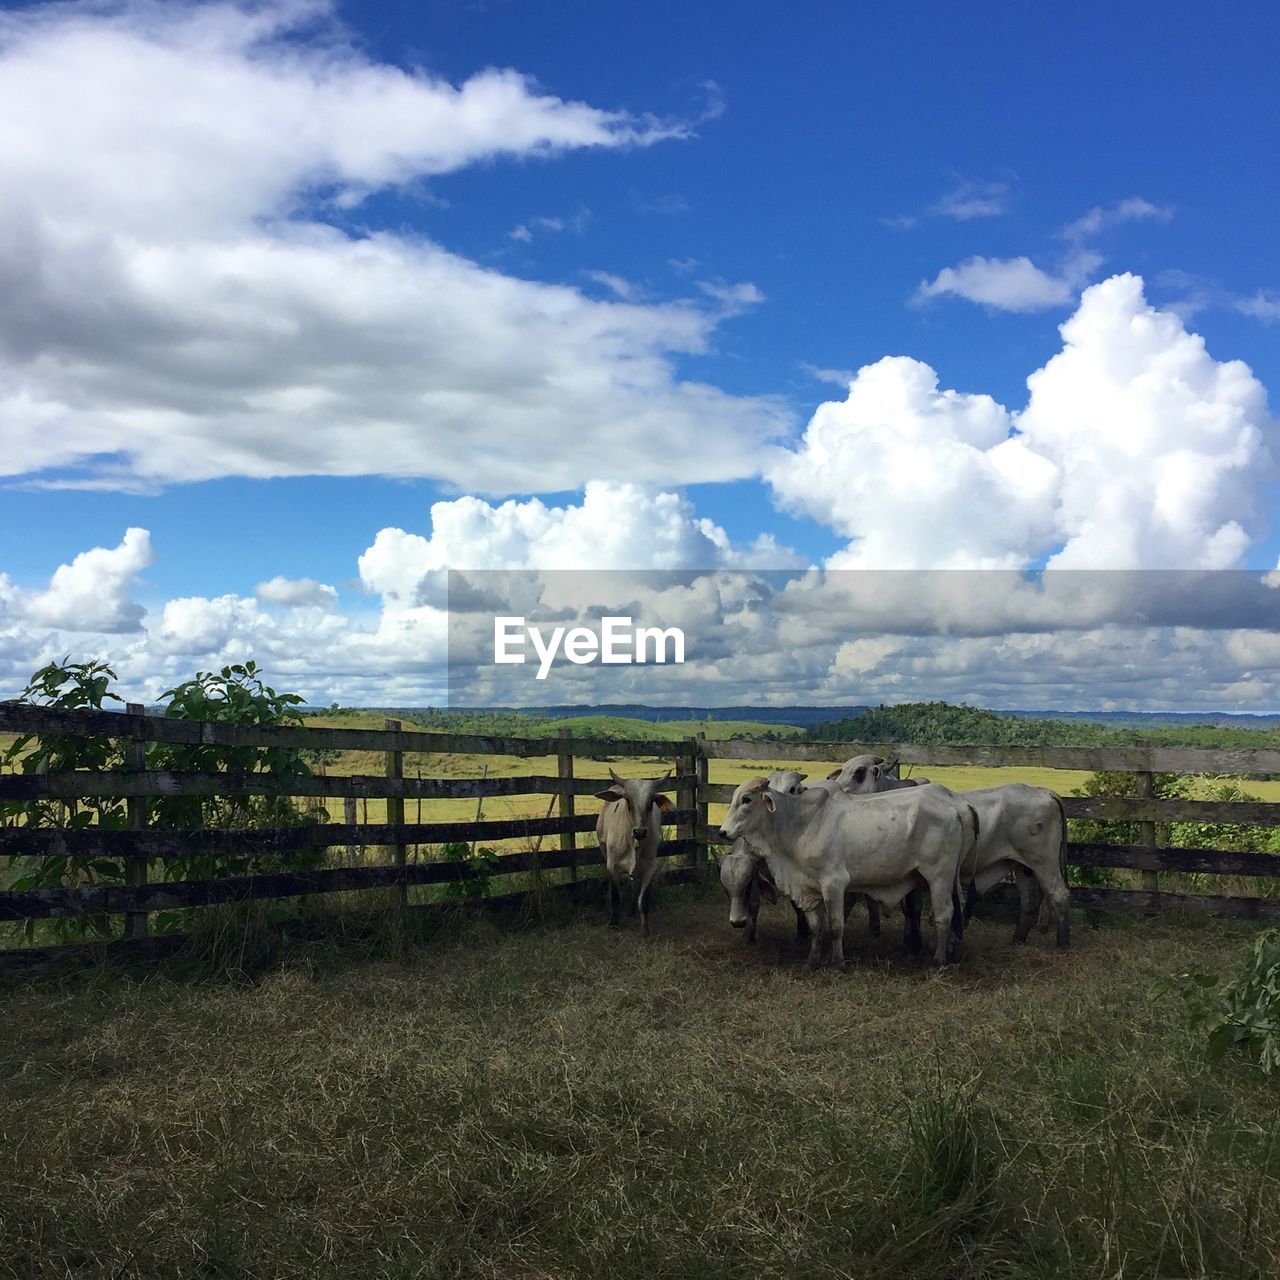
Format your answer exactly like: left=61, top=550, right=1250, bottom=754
left=3, top=892, right=1279, bottom=1279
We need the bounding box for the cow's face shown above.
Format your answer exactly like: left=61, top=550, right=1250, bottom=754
left=767, top=769, right=807, bottom=796
left=833, top=755, right=887, bottom=793
left=595, top=769, right=674, bottom=862
left=718, top=777, right=776, bottom=843
left=716, top=842, right=768, bottom=928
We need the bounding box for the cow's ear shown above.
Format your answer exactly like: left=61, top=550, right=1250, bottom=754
left=870, top=766, right=881, bottom=781
left=655, top=793, right=674, bottom=813
left=826, top=767, right=841, bottom=780
left=594, top=785, right=625, bottom=802
left=794, top=772, right=808, bottom=783
left=762, top=792, right=776, bottom=813
left=759, top=879, right=778, bottom=904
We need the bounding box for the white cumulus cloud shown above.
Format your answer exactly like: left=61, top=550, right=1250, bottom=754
left=1019, top=275, right=1270, bottom=569
left=914, top=251, right=1102, bottom=312
left=357, top=481, right=804, bottom=609
left=771, top=275, right=1275, bottom=571
left=255, top=576, right=338, bottom=608
left=768, top=358, right=1060, bottom=569
left=22, top=528, right=154, bottom=632
left=0, top=0, right=787, bottom=494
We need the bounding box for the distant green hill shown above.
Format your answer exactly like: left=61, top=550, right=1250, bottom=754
left=810, top=701, right=1280, bottom=750
left=309, top=701, right=1280, bottom=751
left=307, top=707, right=803, bottom=742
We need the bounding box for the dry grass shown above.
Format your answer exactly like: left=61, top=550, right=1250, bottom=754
left=3, top=891, right=1279, bottom=1279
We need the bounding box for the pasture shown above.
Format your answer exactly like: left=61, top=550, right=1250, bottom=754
left=2, top=890, right=1278, bottom=1279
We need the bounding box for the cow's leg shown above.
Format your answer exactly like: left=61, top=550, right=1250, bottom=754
left=794, top=905, right=811, bottom=940
left=902, top=887, right=925, bottom=957
left=803, top=904, right=827, bottom=970
left=864, top=895, right=882, bottom=938
left=1013, top=868, right=1042, bottom=943
left=928, top=876, right=959, bottom=966
left=606, top=868, right=622, bottom=928
left=1039, top=875, right=1071, bottom=948
left=964, top=880, right=982, bottom=922
left=950, top=884, right=965, bottom=939
left=636, top=859, right=658, bottom=941
left=822, top=880, right=849, bottom=967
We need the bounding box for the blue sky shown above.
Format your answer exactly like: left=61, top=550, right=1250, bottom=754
left=1, top=0, right=1278, bottom=706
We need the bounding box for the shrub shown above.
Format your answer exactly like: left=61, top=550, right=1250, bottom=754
left=1149, top=927, right=1280, bottom=1075
left=2, top=657, right=326, bottom=941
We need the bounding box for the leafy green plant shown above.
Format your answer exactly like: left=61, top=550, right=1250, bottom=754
left=2, top=658, right=328, bottom=942
left=147, top=661, right=327, bottom=881
left=1067, top=769, right=1194, bottom=887
left=1149, top=928, right=1280, bottom=1075
left=1171, top=778, right=1280, bottom=854
left=1, top=658, right=129, bottom=940
left=438, top=840, right=499, bottom=901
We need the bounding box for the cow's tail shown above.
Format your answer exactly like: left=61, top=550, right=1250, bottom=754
left=960, top=802, right=981, bottom=921
left=951, top=805, right=978, bottom=938
left=1052, top=793, right=1069, bottom=887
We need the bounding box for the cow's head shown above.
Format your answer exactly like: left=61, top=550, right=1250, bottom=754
left=594, top=768, right=674, bottom=851
left=767, top=769, right=807, bottom=796
left=718, top=776, right=776, bottom=844
left=714, top=839, right=773, bottom=928
left=833, top=754, right=889, bottom=793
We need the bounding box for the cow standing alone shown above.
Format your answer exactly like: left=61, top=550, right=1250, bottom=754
left=595, top=769, right=673, bottom=939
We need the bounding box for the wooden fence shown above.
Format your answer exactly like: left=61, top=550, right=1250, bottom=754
left=2, top=703, right=1280, bottom=971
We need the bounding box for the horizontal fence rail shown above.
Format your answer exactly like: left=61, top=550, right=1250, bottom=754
left=3, top=701, right=1280, bottom=971
left=0, top=812, right=695, bottom=859
left=0, top=842, right=699, bottom=921
left=0, top=771, right=648, bottom=803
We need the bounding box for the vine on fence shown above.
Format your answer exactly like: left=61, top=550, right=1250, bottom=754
left=1, top=659, right=129, bottom=939
left=147, top=661, right=327, bottom=880
left=438, top=841, right=499, bottom=901
left=2, top=657, right=327, bottom=941
left=1068, top=770, right=1280, bottom=889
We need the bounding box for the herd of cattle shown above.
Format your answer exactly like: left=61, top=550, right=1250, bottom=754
left=593, top=757, right=1071, bottom=967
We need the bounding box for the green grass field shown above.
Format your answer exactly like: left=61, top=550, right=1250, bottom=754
left=3, top=892, right=1277, bottom=1279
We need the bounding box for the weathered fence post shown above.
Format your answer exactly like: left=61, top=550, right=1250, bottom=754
left=385, top=719, right=406, bottom=907
left=694, top=732, right=709, bottom=880
left=679, top=736, right=697, bottom=873
left=557, top=728, right=577, bottom=883
left=1135, top=769, right=1159, bottom=906
left=344, top=796, right=357, bottom=861
left=124, top=702, right=148, bottom=940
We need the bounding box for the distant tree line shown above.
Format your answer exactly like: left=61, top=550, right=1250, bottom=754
left=808, top=701, right=1280, bottom=752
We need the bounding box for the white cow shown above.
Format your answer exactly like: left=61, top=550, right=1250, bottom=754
left=766, top=770, right=883, bottom=941
left=838, top=763, right=1071, bottom=947
left=828, top=754, right=929, bottom=791
left=718, top=778, right=975, bottom=967
left=715, top=839, right=814, bottom=949
left=594, top=769, right=673, bottom=939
